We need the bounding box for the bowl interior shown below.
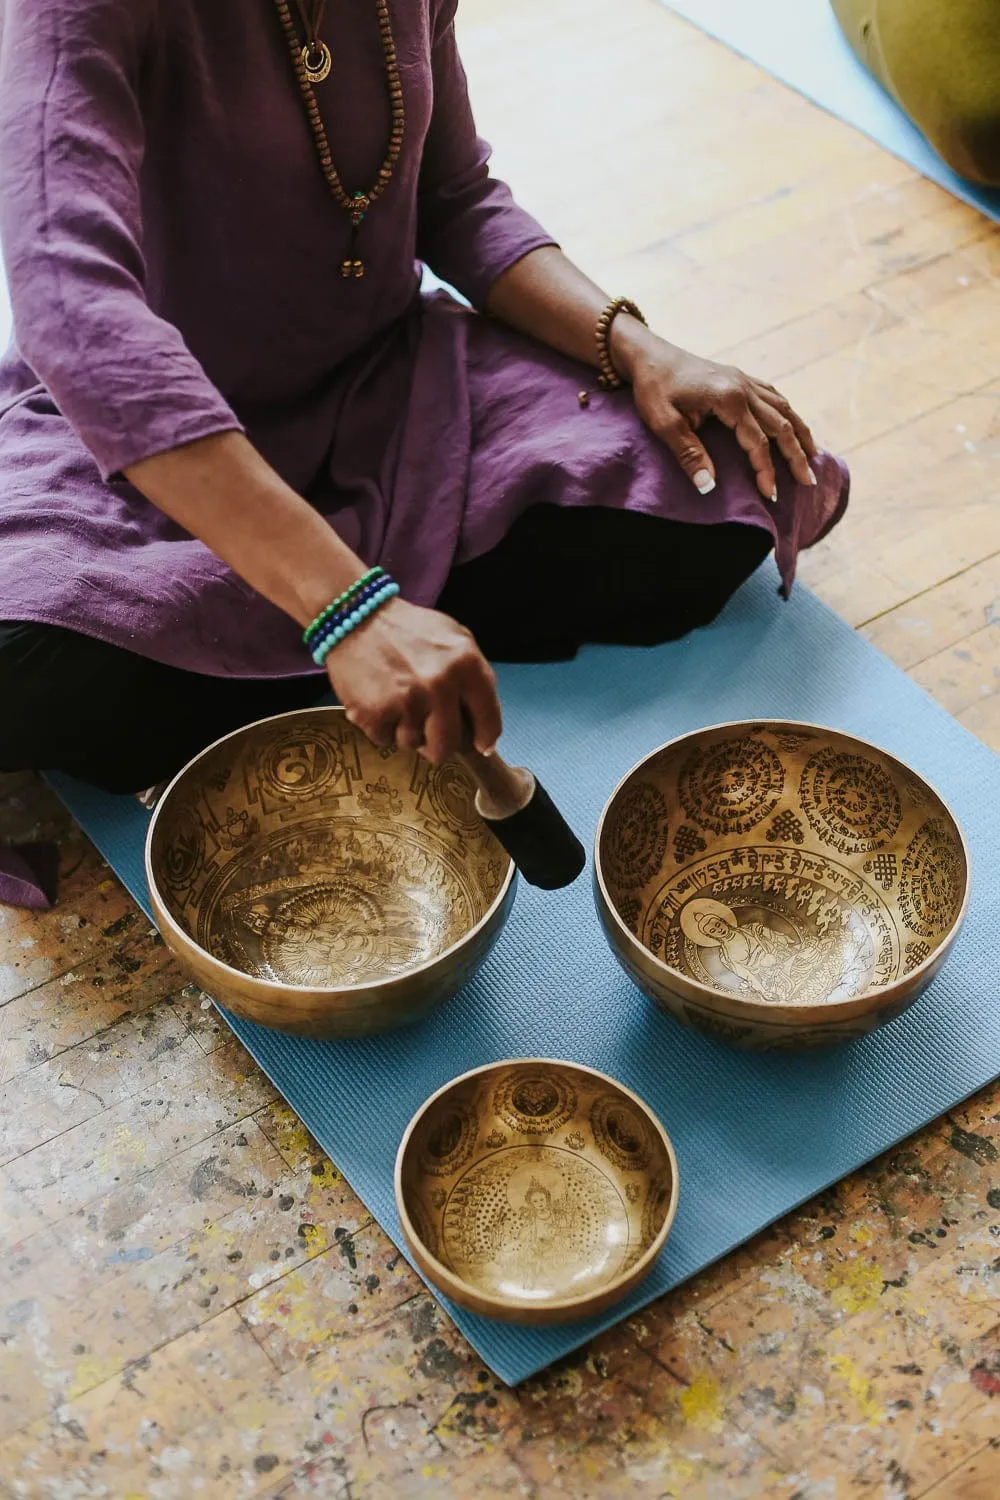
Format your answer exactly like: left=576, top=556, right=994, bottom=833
left=598, top=723, right=968, bottom=1009
left=148, top=709, right=511, bottom=989
left=398, top=1061, right=676, bottom=1312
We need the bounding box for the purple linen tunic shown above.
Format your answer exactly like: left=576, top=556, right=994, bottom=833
left=0, top=0, right=847, bottom=679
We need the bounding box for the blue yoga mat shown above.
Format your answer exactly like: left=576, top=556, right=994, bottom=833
left=51, top=569, right=1000, bottom=1384
left=659, top=0, right=1000, bottom=224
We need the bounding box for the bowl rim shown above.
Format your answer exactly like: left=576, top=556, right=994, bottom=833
left=593, top=717, right=972, bottom=1019
left=393, top=1056, right=680, bottom=1318
left=143, top=705, right=517, bottom=997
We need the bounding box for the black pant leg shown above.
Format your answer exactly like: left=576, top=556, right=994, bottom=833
left=0, top=622, right=327, bottom=793
left=437, top=507, right=773, bottom=661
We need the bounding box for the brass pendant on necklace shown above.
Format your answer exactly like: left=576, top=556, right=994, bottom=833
left=301, top=40, right=332, bottom=83
left=274, top=0, right=406, bottom=286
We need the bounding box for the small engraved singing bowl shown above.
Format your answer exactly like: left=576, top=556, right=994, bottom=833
left=145, top=707, right=516, bottom=1038
left=395, top=1059, right=679, bottom=1324
left=594, top=721, right=970, bottom=1052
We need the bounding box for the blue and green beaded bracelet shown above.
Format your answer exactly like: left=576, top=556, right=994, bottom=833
left=309, top=578, right=401, bottom=668
left=302, top=566, right=385, bottom=648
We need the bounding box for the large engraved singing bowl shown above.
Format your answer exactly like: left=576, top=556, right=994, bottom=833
left=594, top=721, right=970, bottom=1052
left=395, top=1059, right=679, bottom=1324
left=145, top=707, right=516, bottom=1038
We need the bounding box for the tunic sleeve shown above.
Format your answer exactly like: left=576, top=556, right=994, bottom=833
left=416, top=1, right=556, bottom=309
left=0, top=0, right=242, bottom=480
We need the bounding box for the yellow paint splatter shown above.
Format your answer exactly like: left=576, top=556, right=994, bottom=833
left=849, top=1223, right=874, bottom=1246
left=69, top=1352, right=124, bottom=1399
left=826, top=1257, right=882, bottom=1314
left=829, top=1354, right=883, bottom=1426
left=679, top=1372, right=724, bottom=1429
left=305, top=1158, right=341, bottom=1194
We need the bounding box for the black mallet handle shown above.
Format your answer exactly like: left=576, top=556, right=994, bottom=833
left=457, top=746, right=587, bottom=891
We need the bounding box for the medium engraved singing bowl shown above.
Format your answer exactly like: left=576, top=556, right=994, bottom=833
left=594, top=722, right=970, bottom=1052
left=145, top=707, right=516, bottom=1038
left=395, top=1059, right=679, bottom=1324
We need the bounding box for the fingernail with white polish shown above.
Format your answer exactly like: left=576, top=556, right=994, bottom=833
left=770, top=488, right=779, bottom=505
left=693, top=469, right=716, bottom=495
left=807, top=466, right=818, bottom=485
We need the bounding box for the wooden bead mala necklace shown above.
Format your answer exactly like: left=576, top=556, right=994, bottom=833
left=272, top=0, right=405, bottom=279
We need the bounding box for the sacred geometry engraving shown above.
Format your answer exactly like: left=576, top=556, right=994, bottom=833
left=493, top=1069, right=579, bottom=1136
left=767, top=810, right=805, bottom=846
left=673, top=824, right=707, bottom=862
left=441, top=1147, right=628, bottom=1298
left=160, top=804, right=206, bottom=896
left=863, top=853, right=898, bottom=892
left=590, top=1094, right=654, bottom=1172
left=899, top=819, right=965, bottom=940
left=678, top=736, right=784, bottom=837
left=258, top=728, right=347, bottom=802
left=799, top=748, right=902, bottom=856
left=419, top=1100, right=480, bottom=1178
left=602, top=781, right=670, bottom=890
left=420, top=762, right=483, bottom=839
left=646, top=847, right=899, bottom=1006
left=904, top=940, right=932, bottom=973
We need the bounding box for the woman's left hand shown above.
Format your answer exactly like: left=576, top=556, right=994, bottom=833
left=614, top=325, right=819, bottom=502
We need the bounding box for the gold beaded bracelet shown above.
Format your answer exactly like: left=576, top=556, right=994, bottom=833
left=578, top=297, right=647, bottom=408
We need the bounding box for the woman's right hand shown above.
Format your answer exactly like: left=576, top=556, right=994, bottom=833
left=325, top=596, right=502, bottom=764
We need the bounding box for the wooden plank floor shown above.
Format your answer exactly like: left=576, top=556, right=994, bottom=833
left=3, top=1, right=1000, bottom=1495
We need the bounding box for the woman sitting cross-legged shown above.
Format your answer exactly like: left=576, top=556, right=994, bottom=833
left=0, top=0, right=848, bottom=794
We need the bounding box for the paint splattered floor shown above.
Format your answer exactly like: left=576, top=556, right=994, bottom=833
left=3, top=0, right=1000, bottom=1494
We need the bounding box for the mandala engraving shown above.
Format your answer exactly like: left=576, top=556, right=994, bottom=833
left=159, top=805, right=205, bottom=896
left=493, top=1070, right=579, bottom=1136
left=646, top=846, right=899, bottom=1006
left=419, top=1100, right=479, bottom=1179
left=898, top=819, right=964, bottom=940
left=198, top=821, right=478, bottom=985
left=603, top=781, right=669, bottom=890
left=440, top=1147, right=628, bottom=1297
left=419, top=762, right=482, bottom=839
left=678, top=737, right=784, bottom=837
left=590, top=1095, right=653, bottom=1172
left=258, top=729, right=346, bottom=802
left=799, top=748, right=902, bottom=856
